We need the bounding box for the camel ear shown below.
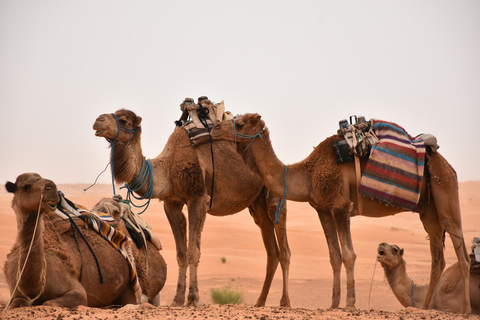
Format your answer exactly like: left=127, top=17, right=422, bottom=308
left=135, top=116, right=142, bottom=128
left=252, top=114, right=262, bottom=125
left=400, top=248, right=404, bottom=256
left=5, top=181, right=17, bottom=193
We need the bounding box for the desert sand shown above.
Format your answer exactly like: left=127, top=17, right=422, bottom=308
left=0, top=181, right=478, bottom=319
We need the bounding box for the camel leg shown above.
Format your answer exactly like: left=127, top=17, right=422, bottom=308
left=331, top=205, right=356, bottom=310
left=164, top=200, right=188, bottom=307
left=248, top=190, right=281, bottom=307
left=149, top=293, right=160, bottom=306
left=186, top=196, right=207, bottom=306
left=430, top=181, right=471, bottom=313
left=8, top=296, right=31, bottom=309
left=419, top=201, right=446, bottom=310
left=315, top=208, right=343, bottom=309
left=42, top=286, right=88, bottom=307
left=268, top=195, right=291, bottom=308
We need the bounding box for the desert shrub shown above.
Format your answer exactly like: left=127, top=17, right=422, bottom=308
left=210, top=285, right=243, bottom=305
left=221, top=257, right=226, bottom=263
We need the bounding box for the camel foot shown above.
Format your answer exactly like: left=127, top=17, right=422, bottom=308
left=254, top=298, right=266, bottom=307
left=329, top=302, right=340, bottom=310
left=280, top=297, right=291, bottom=308
left=344, top=305, right=357, bottom=311
left=8, top=297, right=31, bottom=309
left=170, top=297, right=185, bottom=307
left=187, top=292, right=199, bottom=307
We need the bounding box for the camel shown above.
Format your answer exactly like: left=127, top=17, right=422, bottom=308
left=91, top=195, right=167, bottom=305
left=377, top=242, right=479, bottom=314
left=211, top=113, right=471, bottom=312
left=92, top=108, right=291, bottom=307
left=3, top=173, right=150, bottom=308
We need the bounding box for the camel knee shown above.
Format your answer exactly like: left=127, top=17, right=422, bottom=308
left=342, top=251, right=357, bottom=270
left=186, top=250, right=200, bottom=266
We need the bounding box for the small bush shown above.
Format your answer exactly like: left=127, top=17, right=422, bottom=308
left=210, top=285, right=243, bottom=305
left=221, top=257, right=226, bottom=263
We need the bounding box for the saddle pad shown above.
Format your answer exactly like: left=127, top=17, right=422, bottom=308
left=55, top=192, right=142, bottom=302
left=359, top=120, right=426, bottom=211
left=183, top=119, right=214, bottom=146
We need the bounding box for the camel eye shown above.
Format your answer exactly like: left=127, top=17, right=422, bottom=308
left=119, top=119, right=127, bottom=125
left=392, top=248, right=398, bottom=254
left=21, top=184, right=31, bottom=191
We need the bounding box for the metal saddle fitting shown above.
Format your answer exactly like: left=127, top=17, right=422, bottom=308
left=338, top=115, right=378, bottom=158
left=175, top=96, right=233, bottom=129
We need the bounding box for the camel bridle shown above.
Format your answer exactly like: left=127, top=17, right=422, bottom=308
left=110, top=113, right=153, bottom=214
left=232, top=118, right=266, bottom=150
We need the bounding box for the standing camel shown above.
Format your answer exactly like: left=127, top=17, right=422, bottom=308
left=211, top=113, right=470, bottom=313
left=4, top=173, right=142, bottom=308
left=377, top=242, right=479, bottom=314
left=93, top=108, right=291, bottom=307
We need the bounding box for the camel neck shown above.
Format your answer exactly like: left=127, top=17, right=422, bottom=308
left=384, top=262, right=419, bottom=308
left=16, top=212, right=46, bottom=295
left=112, top=135, right=145, bottom=188
left=245, top=130, right=311, bottom=202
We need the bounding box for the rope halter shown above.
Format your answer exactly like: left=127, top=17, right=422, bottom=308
left=232, top=118, right=266, bottom=150
left=108, top=113, right=139, bottom=195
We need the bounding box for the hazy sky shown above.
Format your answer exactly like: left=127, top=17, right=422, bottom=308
left=1, top=0, right=479, bottom=188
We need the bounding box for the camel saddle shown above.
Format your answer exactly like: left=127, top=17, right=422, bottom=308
left=176, top=96, right=234, bottom=146
left=333, top=115, right=378, bottom=163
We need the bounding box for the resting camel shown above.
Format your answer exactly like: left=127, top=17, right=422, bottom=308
left=3, top=173, right=162, bottom=308
left=93, top=108, right=290, bottom=307
left=91, top=195, right=167, bottom=305
left=377, top=242, right=479, bottom=314
left=211, top=113, right=471, bottom=312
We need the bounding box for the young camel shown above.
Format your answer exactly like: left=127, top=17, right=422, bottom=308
left=4, top=173, right=141, bottom=308
left=377, top=242, right=479, bottom=314
left=91, top=195, right=167, bottom=305
left=211, top=113, right=470, bottom=312
left=93, top=109, right=291, bottom=307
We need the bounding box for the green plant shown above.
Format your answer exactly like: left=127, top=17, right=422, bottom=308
left=210, top=285, right=243, bottom=305
left=221, top=257, right=226, bottom=263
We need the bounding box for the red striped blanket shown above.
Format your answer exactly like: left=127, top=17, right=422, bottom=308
left=359, top=119, right=426, bottom=211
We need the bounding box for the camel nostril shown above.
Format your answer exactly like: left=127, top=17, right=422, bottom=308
left=378, top=250, right=385, bottom=256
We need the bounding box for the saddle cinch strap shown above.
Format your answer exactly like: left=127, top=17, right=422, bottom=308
left=339, top=116, right=379, bottom=215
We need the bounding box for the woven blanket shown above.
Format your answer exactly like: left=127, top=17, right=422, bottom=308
left=54, top=192, right=142, bottom=303
left=359, top=120, right=426, bottom=211
left=183, top=119, right=214, bottom=146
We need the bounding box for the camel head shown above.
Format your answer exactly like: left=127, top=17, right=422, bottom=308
left=377, top=242, right=405, bottom=270
left=93, top=109, right=142, bottom=144
left=91, top=194, right=130, bottom=222
left=212, top=113, right=266, bottom=144
left=5, top=173, right=58, bottom=215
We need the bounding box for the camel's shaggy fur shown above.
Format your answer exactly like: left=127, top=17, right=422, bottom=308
left=211, top=113, right=471, bottom=313
left=377, top=242, right=479, bottom=314
left=93, top=108, right=291, bottom=307
left=3, top=173, right=142, bottom=308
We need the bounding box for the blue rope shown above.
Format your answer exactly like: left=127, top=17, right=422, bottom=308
left=274, top=164, right=288, bottom=224
left=411, top=282, right=415, bottom=307
left=120, top=157, right=153, bottom=215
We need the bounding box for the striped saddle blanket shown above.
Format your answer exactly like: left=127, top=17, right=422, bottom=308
left=54, top=191, right=141, bottom=302
left=183, top=119, right=214, bottom=146
left=359, top=120, right=426, bottom=211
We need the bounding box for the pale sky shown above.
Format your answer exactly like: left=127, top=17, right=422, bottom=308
left=1, top=0, right=479, bottom=187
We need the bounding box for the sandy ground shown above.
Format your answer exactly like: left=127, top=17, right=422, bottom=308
left=0, top=181, right=478, bottom=319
